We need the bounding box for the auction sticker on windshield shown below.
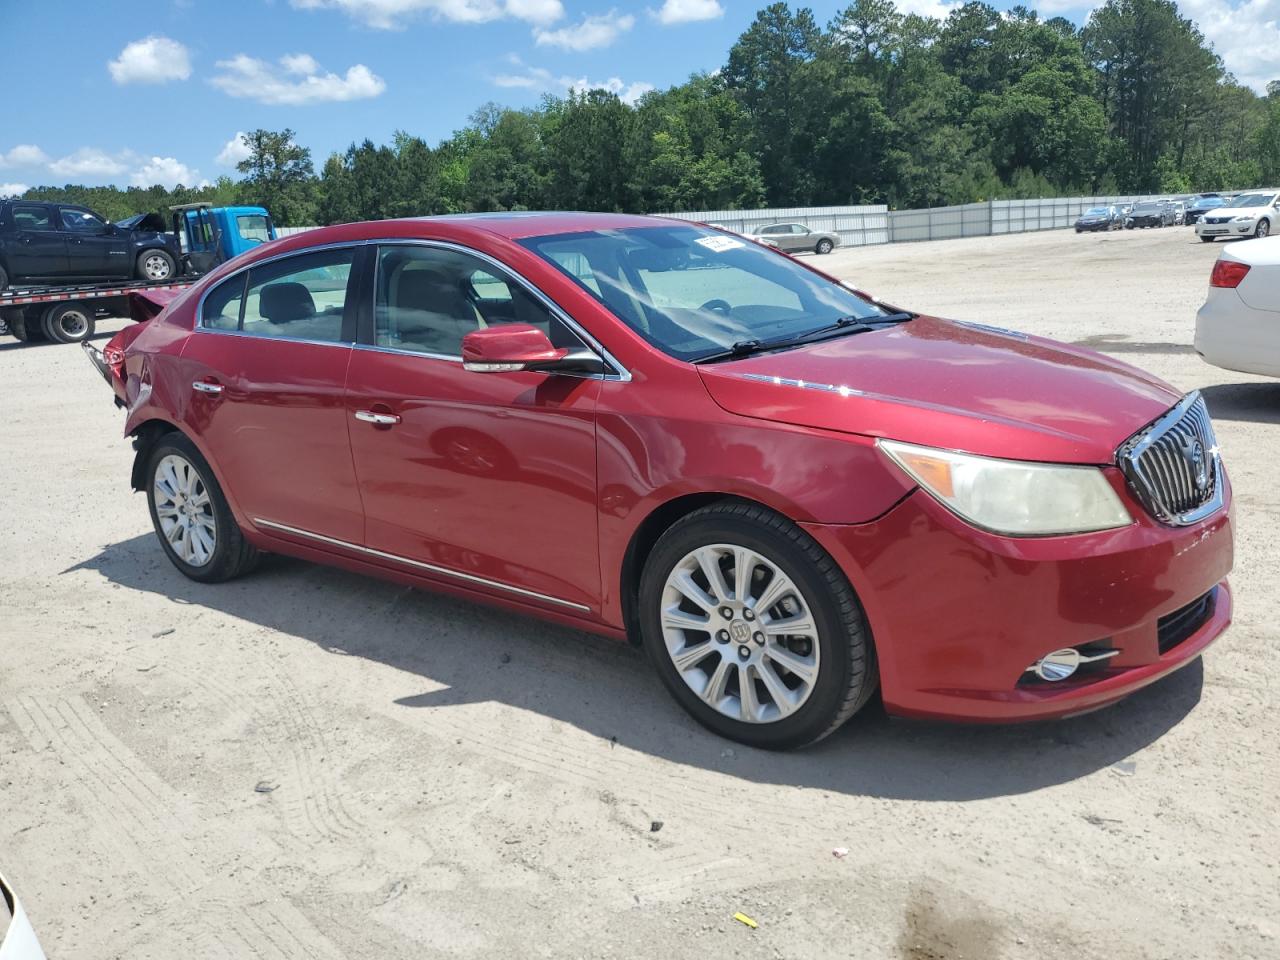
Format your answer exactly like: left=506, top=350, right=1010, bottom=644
left=696, top=235, right=745, bottom=252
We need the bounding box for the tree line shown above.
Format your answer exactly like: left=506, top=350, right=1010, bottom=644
left=17, top=0, right=1280, bottom=226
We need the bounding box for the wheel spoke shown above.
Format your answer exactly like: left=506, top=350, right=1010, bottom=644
left=662, top=606, right=711, bottom=633
left=738, top=663, right=761, bottom=721
left=192, top=524, right=215, bottom=561
left=765, top=644, right=817, bottom=685
left=670, top=570, right=717, bottom=613
left=757, top=661, right=798, bottom=717
left=671, top=641, right=714, bottom=671
left=752, top=569, right=795, bottom=616
left=695, top=547, right=732, bottom=604
left=763, top=612, right=817, bottom=639
left=733, top=547, right=755, bottom=605
left=699, top=656, right=731, bottom=706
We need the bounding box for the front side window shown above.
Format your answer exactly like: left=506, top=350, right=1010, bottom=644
left=789, top=224, right=809, bottom=235
left=521, top=225, right=893, bottom=361
left=11, top=204, right=52, bottom=231
left=375, top=245, right=580, bottom=357
left=60, top=208, right=107, bottom=232
left=200, top=247, right=355, bottom=342
left=237, top=215, right=271, bottom=243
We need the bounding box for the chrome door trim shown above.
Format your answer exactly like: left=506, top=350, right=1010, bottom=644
left=252, top=517, right=592, bottom=613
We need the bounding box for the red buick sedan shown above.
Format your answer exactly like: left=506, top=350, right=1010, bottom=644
left=86, top=213, right=1233, bottom=748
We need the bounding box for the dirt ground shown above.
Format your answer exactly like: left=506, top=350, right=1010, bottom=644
left=2, top=226, right=1277, bottom=959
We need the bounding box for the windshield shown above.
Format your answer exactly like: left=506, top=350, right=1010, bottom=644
left=519, top=225, right=893, bottom=361
left=1133, top=203, right=1159, bottom=213
left=1083, top=208, right=1109, bottom=216
left=1228, top=193, right=1272, bottom=208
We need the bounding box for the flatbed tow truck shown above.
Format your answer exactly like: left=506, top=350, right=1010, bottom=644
left=0, top=277, right=193, bottom=343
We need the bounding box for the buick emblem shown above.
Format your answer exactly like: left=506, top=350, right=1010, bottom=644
left=730, top=620, right=751, bottom=643
left=1179, top=435, right=1209, bottom=493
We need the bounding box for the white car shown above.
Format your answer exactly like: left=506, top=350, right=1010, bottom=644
left=1196, top=189, right=1280, bottom=242
left=1195, top=236, right=1280, bottom=377
left=0, top=873, right=46, bottom=960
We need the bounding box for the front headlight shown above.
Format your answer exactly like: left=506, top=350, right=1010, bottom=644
left=878, top=440, right=1132, bottom=536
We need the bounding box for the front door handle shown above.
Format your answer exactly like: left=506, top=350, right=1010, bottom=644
left=192, top=381, right=224, bottom=395
left=354, top=410, right=401, bottom=426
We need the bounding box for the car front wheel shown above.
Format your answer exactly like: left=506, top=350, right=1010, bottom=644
left=137, top=250, right=176, bottom=282
left=146, top=434, right=259, bottom=583
left=815, top=238, right=834, bottom=255
left=1200, top=236, right=1216, bottom=243
left=1256, top=219, right=1271, bottom=239
left=639, top=502, right=877, bottom=749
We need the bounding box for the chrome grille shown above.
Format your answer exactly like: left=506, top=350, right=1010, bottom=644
left=1117, top=392, right=1223, bottom=526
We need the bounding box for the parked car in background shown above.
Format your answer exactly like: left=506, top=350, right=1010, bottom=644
left=754, top=222, right=840, bottom=255
left=1196, top=190, right=1280, bottom=242
left=1126, top=201, right=1174, bottom=228
left=0, top=872, right=47, bottom=960
left=1169, top=200, right=1187, bottom=224
left=0, top=199, right=181, bottom=289
left=1074, top=206, right=1124, bottom=232
left=85, top=212, right=1233, bottom=748
left=1184, top=194, right=1223, bottom=226
left=1195, top=237, right=1280, bottom=377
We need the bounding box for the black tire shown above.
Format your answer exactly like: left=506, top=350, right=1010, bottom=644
left=136, top=249, right=176, bottom=282
left=41, top=303, right=96, bottom=344
left=638, top=501, right=877, bottom=750
left=1256, top=219, right=1271, bottom=239
left=146, top=432, right=259, bottom=583
left=0, top=263, right=8, bottom=291
left=815, top=238, right=834, bottom=255
left=1200, top=236, right=1216, bottom=243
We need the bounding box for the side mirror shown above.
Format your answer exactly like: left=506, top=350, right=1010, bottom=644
left=462, top=324, right=604, bottom=375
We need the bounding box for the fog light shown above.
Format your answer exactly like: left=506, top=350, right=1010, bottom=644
left=1025, top=646, right=1120, bottom=682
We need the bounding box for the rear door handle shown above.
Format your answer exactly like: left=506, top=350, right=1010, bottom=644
left=192, top=381, right=224, bottom=395
left=354, top=410, right=401, bottom=426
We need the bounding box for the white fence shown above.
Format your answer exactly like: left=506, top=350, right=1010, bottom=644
left=278, top=192, right=1203, bottom=247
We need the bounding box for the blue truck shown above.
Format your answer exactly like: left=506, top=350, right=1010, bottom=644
left=0, top=202, right=276, bottom=344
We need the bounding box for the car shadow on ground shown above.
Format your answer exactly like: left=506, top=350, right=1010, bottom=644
left=1200, top=381, right=1280, bottom=425
left=71, top=533, right=1206, bottom=803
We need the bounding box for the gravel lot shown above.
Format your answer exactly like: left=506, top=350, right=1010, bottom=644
left=1, top=226, right=1276, bottom=959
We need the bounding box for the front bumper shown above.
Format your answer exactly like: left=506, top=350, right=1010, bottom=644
left=1198, top=220, right=1255, bottom=237
left=804, top=472, right=1233, bottom=722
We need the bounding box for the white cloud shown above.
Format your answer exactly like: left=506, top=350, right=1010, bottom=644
left=49, top=148, right=130, bottom=178
left=652, top=0, right=723, bottom=24
left=534, top=10, right=634, bottom=50
left=292, top=0, right=563, bottom=30
left=1180, top=0, right=1280, bottom=94
left=0, top=183, right=29, bottom=197
left=211, top=54, right=386, bottom=104
left=108, top=36, right=193, bottom=85
left=896, top=0, right=961, bottom=18
left=492, top=60, right=653, bottom=103
left=131, top=156, right=201, bottom=188
left=216, top=132, right=253, bottom=167
left=0, top=144, right=48, bottom=168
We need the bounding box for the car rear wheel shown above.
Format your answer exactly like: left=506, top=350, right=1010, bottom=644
left=1256, top=220, right=1271, bottom=239
left=41, top=303, right=95, bottom=344
left=638, top=501, right=877, bottom=749
left=815, top=239, right=834, bottom=255
left=147, top=434, right=259, bottom=583
left=137, top=250, right=176, bottom=282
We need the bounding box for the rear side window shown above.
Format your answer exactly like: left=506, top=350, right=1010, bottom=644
left=10, top=204, right=52, bottom=230
left=200, top=247, right=356, bottom=342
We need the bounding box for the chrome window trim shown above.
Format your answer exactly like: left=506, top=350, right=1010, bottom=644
left=187, top=326, right=356, bottom=351
left=252, top=518, right=592, bottom=613
left=371, top=238, right=631, bottom=382
left=194, top=240, right=361, bottom=344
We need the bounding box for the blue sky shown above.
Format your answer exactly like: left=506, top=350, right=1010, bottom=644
left=1, top=0, right=1270, bottom=195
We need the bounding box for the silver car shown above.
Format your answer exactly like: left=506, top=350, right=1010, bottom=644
left=754, top=222, right=840, bottom=255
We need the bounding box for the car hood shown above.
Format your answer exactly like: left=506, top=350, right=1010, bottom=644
left=1204, top=207, right=1254, bottom=219
left=696, top=316, right=1182, bottom=464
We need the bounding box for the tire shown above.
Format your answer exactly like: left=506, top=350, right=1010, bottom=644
left=638, top=501, right=877, bottom=750
left=0, top=263, right=8, bottom=291
left=1256, top=219, right=1270, bottom=239
left=146, top=433, right=259, bottom=583
left=41, top=303, right=95, bottom=344
left=815, top=239, right=834, bottom=255
left=136, top=249, right=176, bottom=282
left=1200, top=236, right=1216, bottom=243
left=1075, top=228, right=1082, bottom=234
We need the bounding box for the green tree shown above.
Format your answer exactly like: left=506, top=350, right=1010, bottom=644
left=235, top=128, right=316, bottom=226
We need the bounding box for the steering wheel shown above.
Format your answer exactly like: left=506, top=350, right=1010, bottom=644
left=700, top=299, right=733, bottom=315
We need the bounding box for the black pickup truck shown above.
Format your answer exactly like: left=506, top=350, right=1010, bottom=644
left=0, top=199, right=181, bottom=290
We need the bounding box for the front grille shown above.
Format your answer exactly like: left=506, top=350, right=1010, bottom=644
left=1157, top=588, right=1216, bottom=654
left=1117, top=392, right=1222, bottom=525
left=1204, top=217, right=1228, bottom=224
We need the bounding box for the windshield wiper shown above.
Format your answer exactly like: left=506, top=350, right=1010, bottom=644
left=693, top=311, right=914, bottom=364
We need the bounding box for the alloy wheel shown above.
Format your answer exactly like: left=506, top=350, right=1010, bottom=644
left=659, top=543, right=821, bottom=724
left=144, top=254, right=171, bottom=280
left=153, top=454, right=217, bottom=566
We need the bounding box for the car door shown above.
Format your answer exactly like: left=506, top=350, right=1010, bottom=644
left=4, top=203, right=68, bottom=280
left=784, top=224, right=811, bottom=252
left=178, top=245, right=365, bottom=544
left=343, top=242, right=603, bottom=614
left=59, top=206, right=130, bottom=279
